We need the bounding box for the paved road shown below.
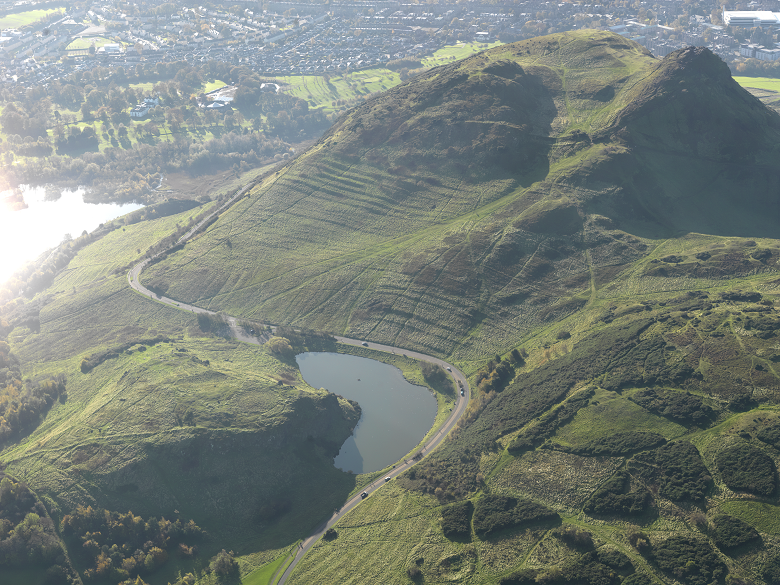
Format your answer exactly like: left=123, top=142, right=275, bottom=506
left=126, top=183, right=472, bottom=585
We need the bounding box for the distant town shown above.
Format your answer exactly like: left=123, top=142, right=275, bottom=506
left=0, top=0, right=777, bottom=97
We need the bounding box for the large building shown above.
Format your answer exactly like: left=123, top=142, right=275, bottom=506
left=723, top=10, right=780, bottom=27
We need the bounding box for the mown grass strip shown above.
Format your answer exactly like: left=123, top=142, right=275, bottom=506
left=244, top=551, right=292, bottom=585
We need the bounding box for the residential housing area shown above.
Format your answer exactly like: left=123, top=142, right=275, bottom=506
left=0, top=0, right=779, bottom=101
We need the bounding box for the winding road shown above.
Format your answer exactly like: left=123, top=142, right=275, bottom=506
left=126, top=186, right=471, bottom=585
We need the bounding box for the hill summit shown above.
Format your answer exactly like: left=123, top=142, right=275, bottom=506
left=143, top=30, right=780, bottom=360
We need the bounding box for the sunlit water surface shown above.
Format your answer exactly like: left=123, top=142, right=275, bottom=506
left=0, top=186, right=143, bottom=285
left=296, top=352, right=437, bottom=474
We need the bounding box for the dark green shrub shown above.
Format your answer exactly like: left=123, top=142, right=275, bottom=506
left=650, top=534, right=727, bottom=585
left=558, top=432, right=666, bottom=457
left=757, top=421, right=780, bottom=448
left=622, top=574, right=652, bottom=585
left=563, top=559, right=621, bottom=585
left=630, top=388, right=714, bottom=426
left=764, top=553, right=780, bottom=584
left=629, top=441, right=711, bottom=501
left=499, top=568, right=537, bottom=585
left=554, top=525, right=594, bottom=550
left=594, top=548, right=632, bottom=572
left=507, top=389, right=594, bottom=453
left=473, top=495, right=558, bottom=538
left=584, top=470, right=650, bottom=517
left=440, top=500, right=473, bottom=540
left=710, top=514, right=760, bottom=550
left=716, top=443, right=776, bottom=496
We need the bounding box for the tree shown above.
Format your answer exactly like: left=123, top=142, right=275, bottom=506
left=209, top=549, right=239, bottom=578
left=265, top=336, right=294, bottom=360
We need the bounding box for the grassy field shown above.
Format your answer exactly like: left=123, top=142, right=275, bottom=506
left=203, top=79, right=229, bottom=93
left=274, top=43, right=503, bottom=111
left=421, top=41, right=503, bottom=67
left=271, top=69, right=403, bottom=111
left=734, top=76, right=780, bottom=92
left=0, top=7, right=63, bottom=28
left=243, top=551, right=292, bottom=585
left=66, top=36, right=116, bottom=51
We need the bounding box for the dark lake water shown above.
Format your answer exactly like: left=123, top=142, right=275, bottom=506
left=296, top=352, right=437, bottom=474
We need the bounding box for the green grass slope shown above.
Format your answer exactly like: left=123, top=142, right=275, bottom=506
left=141, top=31, right=780, bottom=365
left=288, top=282, right=780, bottom=585
left=1, top=209, right=363, bottom=570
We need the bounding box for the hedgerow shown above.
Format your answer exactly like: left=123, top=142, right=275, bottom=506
left=715, top=443, right=776, bottom=496
left=473, top=495, right=558, bottom=538
left=80, top=335, right=173, bottom=373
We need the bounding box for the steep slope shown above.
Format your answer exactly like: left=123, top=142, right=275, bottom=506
left=142, top=31, right=780, bottom=362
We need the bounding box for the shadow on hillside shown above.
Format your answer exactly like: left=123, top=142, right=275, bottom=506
left=587, top=150, right=780, bottom=240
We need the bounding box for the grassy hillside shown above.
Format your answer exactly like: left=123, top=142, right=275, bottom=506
left=2, top=29, right=780, bottom=585
left=288, top=283, right=780, bottom=584
left=141, top=31, right=780, bottom=369
left=0, top=207, right=367, bottom=582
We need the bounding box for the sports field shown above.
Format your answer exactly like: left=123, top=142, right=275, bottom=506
left=733, top=76, right=780, bottom=92
left=0, top=8, right=63, bottom=28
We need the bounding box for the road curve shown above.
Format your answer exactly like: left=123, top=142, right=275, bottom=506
left=126, top=187, right=471, bottom=585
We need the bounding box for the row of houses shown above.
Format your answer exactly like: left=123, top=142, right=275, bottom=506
left=740, top=42, right=780, bottom=61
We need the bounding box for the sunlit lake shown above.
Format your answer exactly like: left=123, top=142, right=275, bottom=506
left=0, top=186, right=143, bottom=286
left=297, top=352, right=437, bottom=474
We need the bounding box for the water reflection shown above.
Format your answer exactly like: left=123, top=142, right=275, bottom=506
left=0, top=186, right=143, bottom=285
left=296, top=352, right=437, bottom=474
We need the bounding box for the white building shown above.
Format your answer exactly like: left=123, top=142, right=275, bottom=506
left=723, top=10, right=780, bottom=27
left=756, top=46, right=780, bottom=60
left=740, top=43, right=761, bottom=58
